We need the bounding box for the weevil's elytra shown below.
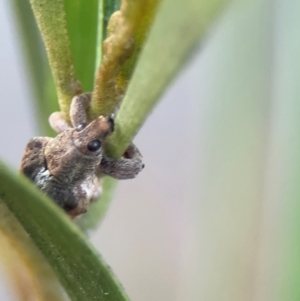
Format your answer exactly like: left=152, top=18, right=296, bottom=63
left=20, top=93, right=144, bottom=218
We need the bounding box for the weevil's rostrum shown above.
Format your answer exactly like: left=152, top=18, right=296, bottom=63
left=20, top=93, right=144, bottom=218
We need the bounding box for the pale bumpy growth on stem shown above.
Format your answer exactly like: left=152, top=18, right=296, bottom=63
left=89, top=0, right=161, bottom=120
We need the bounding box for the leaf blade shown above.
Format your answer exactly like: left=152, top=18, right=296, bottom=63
left=64, top=0, right=98, bottom=92
left=0, top=162, right=129, bottom=301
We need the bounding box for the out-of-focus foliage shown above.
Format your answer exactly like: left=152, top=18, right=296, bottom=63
left=11, top=0, right=57, bottom=135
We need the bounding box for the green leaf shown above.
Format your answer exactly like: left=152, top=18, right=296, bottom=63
left=0, top=162, right=129, bottom=301
left=80, top=0, right=231, bottom=230
left=64, top=0, right=98, bottom=92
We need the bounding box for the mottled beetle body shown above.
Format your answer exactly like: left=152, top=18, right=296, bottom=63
left=20, top=94, right=144, bottom=217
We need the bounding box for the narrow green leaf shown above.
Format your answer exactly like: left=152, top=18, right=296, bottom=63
left=80, top=0, right=231, bottom=230
left=64, top=0, right=98, bottom=92
left=0, top=162, right=129, bottom=301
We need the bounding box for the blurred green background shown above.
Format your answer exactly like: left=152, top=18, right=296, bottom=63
left=1, top=0, right=300, bottom=300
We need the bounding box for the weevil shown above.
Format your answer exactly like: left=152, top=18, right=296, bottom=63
left=20, top=93, right=144, bottom=217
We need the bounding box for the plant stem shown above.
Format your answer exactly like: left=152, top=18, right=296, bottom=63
left=88, top=0, right=161, bottom=120
left=79, top=0, right=232, bottom=231
left=29, top=0, right=81, bottom=121
left=105, top=0, right=232, bottom=158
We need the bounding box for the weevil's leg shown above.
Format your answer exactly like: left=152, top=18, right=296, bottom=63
left=20, top=137, right=52, bottom=181
left=49, top=112, right=70, bottom=134
left=99, top=143, right=144, bottom=180
left=70, top=93, right=92, bottom=128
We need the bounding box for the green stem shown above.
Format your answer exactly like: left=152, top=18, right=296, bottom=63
left=29, top=0, right=81, bottom=120
left=79, top=0, right=232, bottom=231
left=89, top=0, right=160, bottom=120
left=105, top=0, right=231, bottom=157
left=11, top=0, right=58, bottom=135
